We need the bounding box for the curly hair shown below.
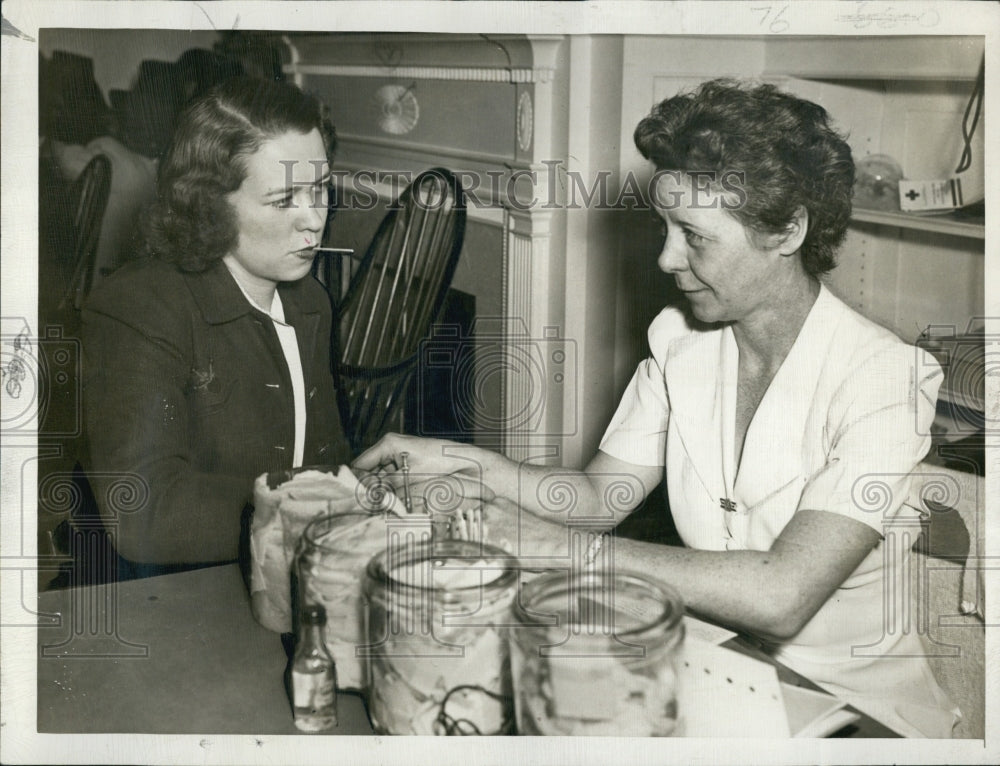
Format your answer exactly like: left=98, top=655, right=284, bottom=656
left=633, top=79, right=854, bottom=276
left=145, top=77, right=337, bottom=272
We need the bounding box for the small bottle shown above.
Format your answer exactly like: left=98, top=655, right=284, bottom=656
left=291, top=604, right=338, bottom=732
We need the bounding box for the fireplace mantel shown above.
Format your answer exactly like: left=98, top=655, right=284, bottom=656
left=283, top=33, right=574, bottom=463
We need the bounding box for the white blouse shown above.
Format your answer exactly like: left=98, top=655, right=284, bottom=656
left=600, top=284, right=958, bottom=737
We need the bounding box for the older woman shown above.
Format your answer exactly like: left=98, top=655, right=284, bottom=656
left=355, top=80, right=956, bottom=737
left=82, top=77, right=351, bottom=573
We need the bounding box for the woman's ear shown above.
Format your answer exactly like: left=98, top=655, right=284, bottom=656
left=777, top=206, right=808, bottom=256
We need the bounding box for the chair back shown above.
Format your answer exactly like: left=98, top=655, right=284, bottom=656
left=333, top=167, right=466, bottom=453
left=905, top=463, right=985, bottom=738
left=61, top=153, right=112, bottom=312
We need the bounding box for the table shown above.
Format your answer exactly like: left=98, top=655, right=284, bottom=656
left=36, top=564, right=896, bottom=736
left=37, top=564, right=372, bottom=734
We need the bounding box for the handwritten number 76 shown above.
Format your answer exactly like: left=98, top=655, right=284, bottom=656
left=751, top=5, right=790, bottom=33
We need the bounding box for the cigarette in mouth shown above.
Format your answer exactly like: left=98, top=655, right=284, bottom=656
left=315, top=247, right=355, bottom=255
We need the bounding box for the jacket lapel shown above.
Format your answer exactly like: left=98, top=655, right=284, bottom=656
left=278, top=280, right=322, bottom=383
left=183, top=261, right=254, bottom=325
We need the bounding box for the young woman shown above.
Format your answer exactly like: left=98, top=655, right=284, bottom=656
left=82, top=77, right=350, bottom=571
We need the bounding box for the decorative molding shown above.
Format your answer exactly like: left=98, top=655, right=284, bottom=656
left=284, top=63, right=553, bottom=84
left=282, top=33, right=558, bottom=76
left=501, top=208, right=560, bottom=463
left=282, top=35, right=303, bottom=89
left=503, top=228, right=534, bottom=462
left=516, top=91, right=533, bottom=153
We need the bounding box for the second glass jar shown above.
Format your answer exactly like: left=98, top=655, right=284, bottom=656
left=506, top=569, right=685, bottom=736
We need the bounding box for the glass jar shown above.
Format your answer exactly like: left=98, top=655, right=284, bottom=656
left=506, top=569, right=684, bottom=736
left=297, top=511, right=432, bottom=691
left=363, top=539, right=519, bottom=735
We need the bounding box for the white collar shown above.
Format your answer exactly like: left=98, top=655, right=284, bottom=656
left=663, top=284, right=844, bottom=506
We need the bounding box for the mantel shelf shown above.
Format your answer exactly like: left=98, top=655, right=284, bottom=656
left=851, top=208, right=985, bottom=240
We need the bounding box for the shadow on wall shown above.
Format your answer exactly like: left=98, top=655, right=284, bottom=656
left=41, top=32, right=285, bottom=160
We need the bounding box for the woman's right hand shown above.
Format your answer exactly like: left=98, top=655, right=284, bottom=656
left=352, top=433, right=497, bottom=509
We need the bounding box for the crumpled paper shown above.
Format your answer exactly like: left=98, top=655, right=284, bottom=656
left=248, top=465, right=403, bottom=634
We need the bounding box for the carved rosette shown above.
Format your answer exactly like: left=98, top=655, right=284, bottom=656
left=375, top=84, right=419, bottom=136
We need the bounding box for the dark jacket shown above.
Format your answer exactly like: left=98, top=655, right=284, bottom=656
left=82, top=257, right=351, bottom=565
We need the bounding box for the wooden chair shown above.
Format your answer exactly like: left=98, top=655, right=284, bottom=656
left=60, top=153, right=112, bottom=313
left=905, top=463, right=986, bottom=738
left=332, top=167, right=467, bottom=454
left=45, top=153, right=112, bottom=587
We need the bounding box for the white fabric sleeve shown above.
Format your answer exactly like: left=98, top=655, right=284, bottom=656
left=598, top=308, right=689, bottom=467
left=798, top=343, right=943, bottom=533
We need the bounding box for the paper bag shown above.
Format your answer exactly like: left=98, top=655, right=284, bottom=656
left=249, top=465, right=375, bottom=633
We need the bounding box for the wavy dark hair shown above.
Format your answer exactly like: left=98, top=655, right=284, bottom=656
left=634, top=79, right=854, bottom=276
left=145, top=77, right=337, bottom=272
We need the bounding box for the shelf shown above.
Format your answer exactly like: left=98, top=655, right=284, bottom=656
left=850, top=208, right=984, bottom=240
left=764, top=37, right=983, bottom=82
